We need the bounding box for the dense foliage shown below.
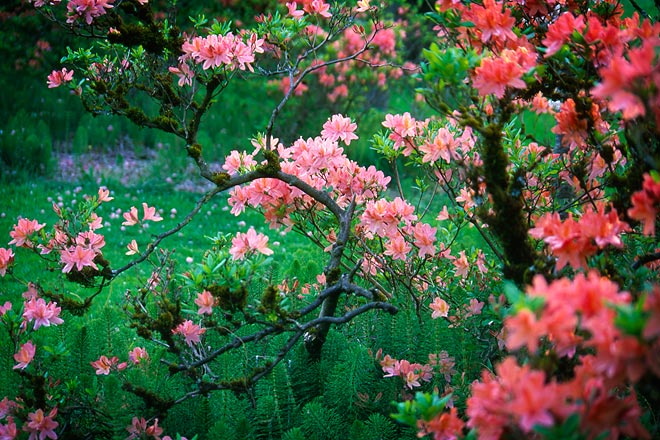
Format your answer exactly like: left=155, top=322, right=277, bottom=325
left=1, top=0, right=660, bottom=439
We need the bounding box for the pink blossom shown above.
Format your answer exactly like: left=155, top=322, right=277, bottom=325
left=430, top=297, right=450, bottom=319
left=304, top=0, right=332, bottom=17
left=75, top=230, right=106, bottom=252
left=60, top=245, right=98, bottom=273
left=0, top=247, right=14, bottom=277
left=229, top=228, right=274, bottom=260
left=194, top=290, right=216, bottom=315
left=126, top=417, right=163, bottom=440
left=91, top=355, right=126, bottom=375
left=173, top=320, right=206, bottom=346
left=122, top=207, right=140, bottom=226
left=125, top=240, right=139, bottom=256
left=13, top=341, right=36, bottom=370
left=0, top=301, right=11, bottom=316
left=9, top=218, right=45, bottom=248
left=412, top=222, right=437, bottom=258
left=23, top=298, right=64, bottom=330
left=46, top=67, right=74, bottom=88
left=23, top=408, right=58, bottom=440
left=66, top=0, right=114, bottom=24
left=142, top=203, right=163, bottom=222
left=222, top=150, right=257, bottom=174
left=384, top=236, right=411, bottom=260
left=128, top=347, right=149, bottom=365
left=169, top=62, right=194, bottom=87
left=355, top=0, right=371, bottom=12
left=453, top=251, right=470, bottom=278
left=97, top=187, right=113, bottom=203
left=286, top=2, right=305, bottom=17
left=321, top=114, right=358, bottom=145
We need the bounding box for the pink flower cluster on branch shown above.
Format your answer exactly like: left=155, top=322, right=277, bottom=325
left=180, top=32, right=265, bottom=72
left=228, top=117, right=390, bottom=227
left=529, top=203, right=629, bottom=271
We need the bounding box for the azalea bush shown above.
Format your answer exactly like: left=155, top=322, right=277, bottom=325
left=1, top=0, right=660, bottom=438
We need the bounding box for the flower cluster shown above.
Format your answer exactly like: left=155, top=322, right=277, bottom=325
left=465, top=272, right=658, bottom=438
left=228, top=116, right=391, bottom=227
left=529, top=203, right=630, bottom=271
left=628, top=173, right=660, bottom=236
left=180, top=32, right=265, bottom=73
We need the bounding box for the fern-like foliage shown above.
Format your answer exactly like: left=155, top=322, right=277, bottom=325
left=300, top=398, right=347, bottom=440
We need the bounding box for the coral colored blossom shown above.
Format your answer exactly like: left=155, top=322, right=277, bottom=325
left=470, top=0, right=516, bottom=43
left=0, top=247, right=14, bottom=277
left=128, top=347, right=149, bottom=364
left=173, top=320, right=206, bottom=346
left=628, top=173, right=660, bottom=236
left=9, top=218, right=45, bottom=248
left=472, top=47, right=535, bottom=99
left=91, top=355, right=126, bottom=375
left=126, top=417, right=163, bottom=440
left=419, top=406, right=465, bottom=440
left=194, top=290, right=216, bottom=315
left=430, top=297, right=450, bottom=319
left=13, top=341, right=36, bottom=370
left=142, top=203, right=163, bottom=222
left=47, top=67, right=74, bottom=88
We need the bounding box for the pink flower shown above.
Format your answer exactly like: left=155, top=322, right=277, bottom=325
left=453, top=251, right=470, bottom=278
left=91, top=355, right=126, bottom=375
left=46, top=67, right=74, bottom=88
left=128, top=347, right=149, bottom=365
left=169, top=62, right=194, bottom=87
left=0, top=301, right=11, bottom=316
left=472, top=48, right=535, bottom=99
left=142, top=203, right=163, bottom=222
left=127, top=417, right=163, bottom=440
left=194, top=290, right=216, bottom=315
left=9, top=218, right=45, bottom=248
left=628, top=173, right=660, bottom=236
left=286, top=1, right=304, bottom=17
left=505, top=308, right=546, bottom=353
left=321, top=114, right=358, bottom=145
left=304, top=0, right=332, bottom=17
left=125, top=240, right=139, bottom=256
left=173, top=320, right=206, bottom=346
left=0, top=247, right=14, bottom=277
left=430, top=297, right=450, bottom=319
left=60, top=245, right=98, bottom=273
left=122, top=207, right=139, bottom=226
left=355, top=0, right=371, bottom=12
left=412, top=222, right=437, bottom=258
left=66, top=0, right=114, bottom=24
left=384, top=236, right=411, bottom=261
left=23, top=298, right=64, bottom=330
left=13, top=341, right=36, bottom=370
left=23, top=408, right=58, bottom=440
left=97, top=187, right=113, bottom=203
left=470, top=0, right=516, bottom=43
left=229, top=228, right=274, bottom=260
